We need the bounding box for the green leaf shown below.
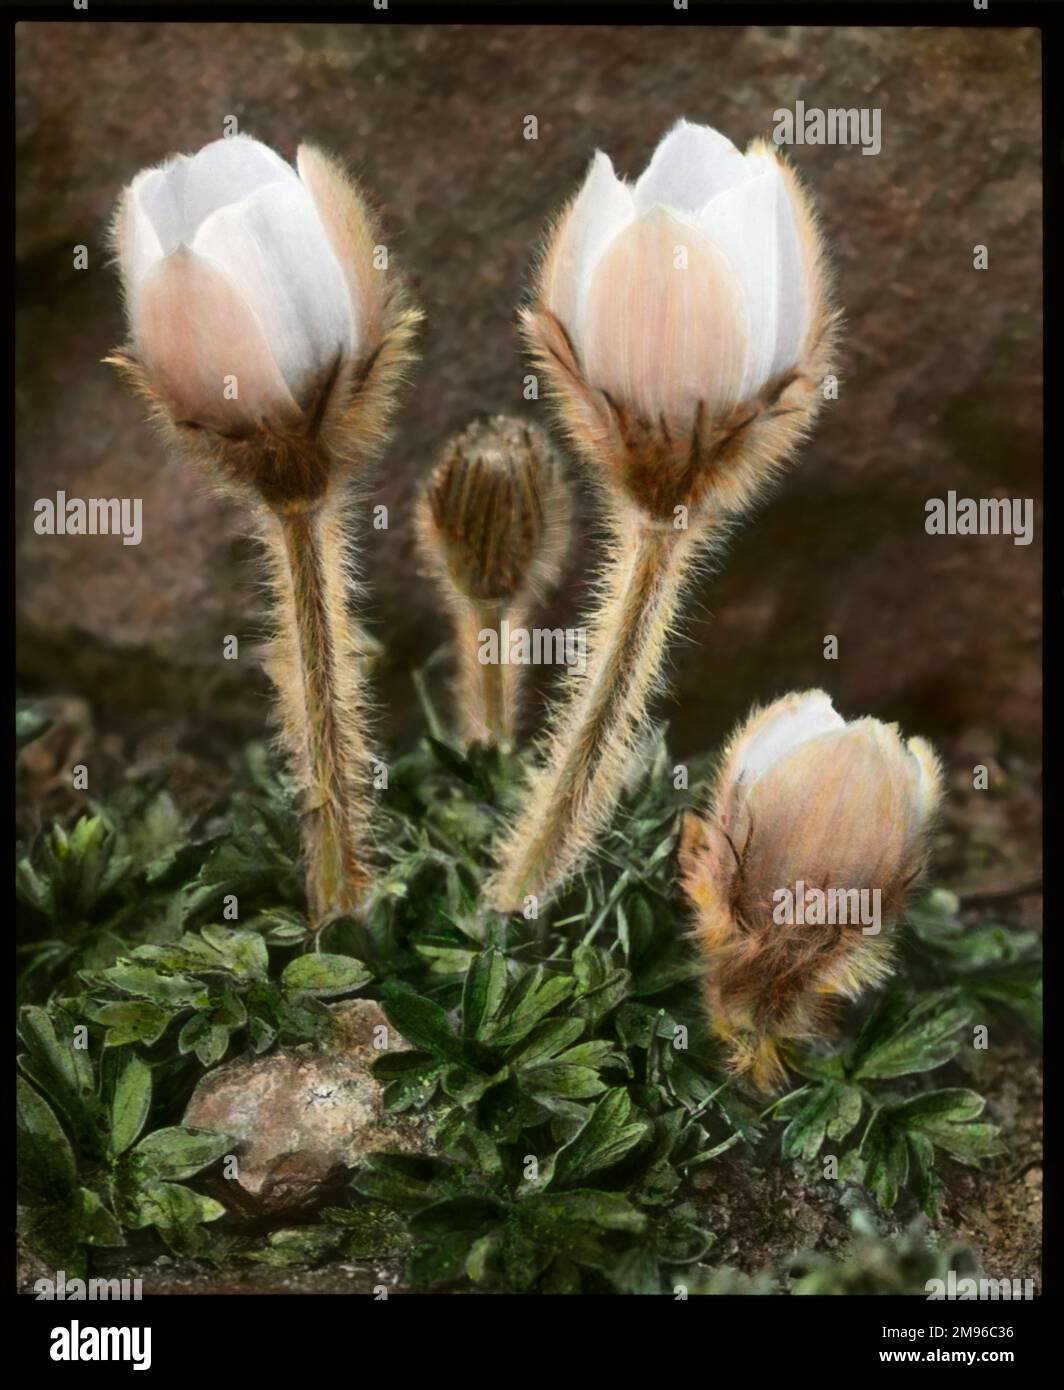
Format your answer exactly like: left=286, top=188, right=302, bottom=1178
left=608, top=1244, right=662, bottom=1294
left=97, top=963, right=210, bottom=1010
left=129, top=1178, right=226, bottom=1249
left=782, top=1044, right=848, bottom=1083
left=17, top=1005, right=95, bottom=1135
left=520, top=1063, right=608, bottom=1100
left=857, top=1087, right=1005, bottom=1211
left=120, top=789, right=184, bottom=878
left=199, top=925, right=270, bottom=978
left=617, top=893, right=657, bottom=967
left=323, top=1201, right=411, bottom=1259
left=88, top=1001, right=173, bottom=1048
left=518, top=1189, right=647, bottom=1235
left=74, top=1186, right=124, bottom=1247
left=415, top=943, right=477, bottom=974
left=859, top=1110, right=910, bottom=1210
left=408, top=1230, right=482, bottom=1287
left=907, top=1130, right=944, bottom=1217
left=133, top=1126, right=231, bottom=1180
left=212, top=986, right=247, bottom=1029
left=248, top=1016, right=278, bottom=1054
left=249, top=907, right=308, bottom=947
left=462, top=947, right=508, bottom=1040
left=193, top=1024, right=231, bottom=1067
left=891, top=1089, right=1005, bottom=1165
left=552, top=1088, right=651, bottom=1188
left=925, top=1122, right=1007, bottom=1165
left=780, top=1081, right=863, bottom=1162
left=849, top=990, right=972, bottom=1080
left=281, top=952, right=372, bottom=998
left=890, top=1087, right=986, bottom=1127
left=110, top=1053, right=152, bottom=1155
left=572, top=943, right=631, bottom=1023
left=17, top=1078, right=77, bottom=1198
left=436, top=1115, right=505, bottom=1174
left=380, top=985, right=466, bottom=1064
left=507, top=1017, right=586, bottom=1069
left=177, top=1011, right=210, bottom=1056
left=479, top=967, right=575, bottom=1048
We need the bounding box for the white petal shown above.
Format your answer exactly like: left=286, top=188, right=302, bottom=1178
left=581, top=206, right=747, bottom=421
left=633, top=120, right=750, bottom=216
left=116, top=176, right=164, bottom=317
left=736, top=691, right=843, bottom=785
left=180, top=135, right=299, bottom=237
left=296, top=145, right=373, bottom=348
left=135, top=156, right=192, bottom=254
left=699, top=159, right=807, bottom=398
left=136, top=246, right=299, bottom=431
left=543, top=151, right=634, bottom=348
left=192, top=180, right=354, bottom=402
left=744, top=145, right=810, bottom=378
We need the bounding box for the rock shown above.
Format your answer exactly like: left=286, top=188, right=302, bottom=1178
left=182, top=999, right=433, bottom=1215
left=15, top=26, right=1042, bottom=764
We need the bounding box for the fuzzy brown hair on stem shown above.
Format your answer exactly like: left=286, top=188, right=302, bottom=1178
left=106, top=136, right=421, bottom=927
left=486, top=122, right=838, bottom=913
left=416, top=416, right=571, bottom=749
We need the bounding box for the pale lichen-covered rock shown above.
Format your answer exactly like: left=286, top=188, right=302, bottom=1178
left=182, top=999, right=433, bottom=1215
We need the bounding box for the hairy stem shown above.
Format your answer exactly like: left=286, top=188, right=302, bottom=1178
left=266, top=504, right=373, bottom=926
left=476, top=602, right=508, bottom=745
left=454, top=600, right=519, bottom=749
left=485, top=517, right=701, bottom=911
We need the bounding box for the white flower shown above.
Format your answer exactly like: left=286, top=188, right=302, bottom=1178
left=543, top=120, right=819, bottom=422
left=114, top=135, right=358, bottom=430
left=718, top=690, right=942, bottom=895
left=680, top=690, right=943, bottom=1090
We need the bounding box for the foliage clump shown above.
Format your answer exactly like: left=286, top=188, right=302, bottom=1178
left=16, top=706, right=1040, bottom=1292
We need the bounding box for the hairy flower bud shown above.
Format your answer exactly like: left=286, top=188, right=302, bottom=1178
left=679, top=690, right=942, bottom=1092
left=108, top=135, right=419, bottom=510
left=419, top=415, right=569, bottom=605
left=524, top=119, right=835, bottom=523
left=417, top=416, right=570, bottom=747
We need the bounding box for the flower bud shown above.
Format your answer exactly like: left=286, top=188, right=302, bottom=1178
left=418, top=416, right=569, bottom=605
left=679, top=690, right=942, bottom=1092
left=525, top=120, right=835, bottom=522
left=416, top=416, right=571, bottom=750
left=108, top=135, right=418, bottom=509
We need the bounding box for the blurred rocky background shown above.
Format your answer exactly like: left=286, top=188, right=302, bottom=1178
left=16, top=23, right=1041, bottom=867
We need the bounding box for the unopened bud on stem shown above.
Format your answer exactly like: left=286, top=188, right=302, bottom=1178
left=488, top=120, right=837, bottom=910
left=107, top=135, right=421, bottom=927
left=417, top=415, right=570, bottom=748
